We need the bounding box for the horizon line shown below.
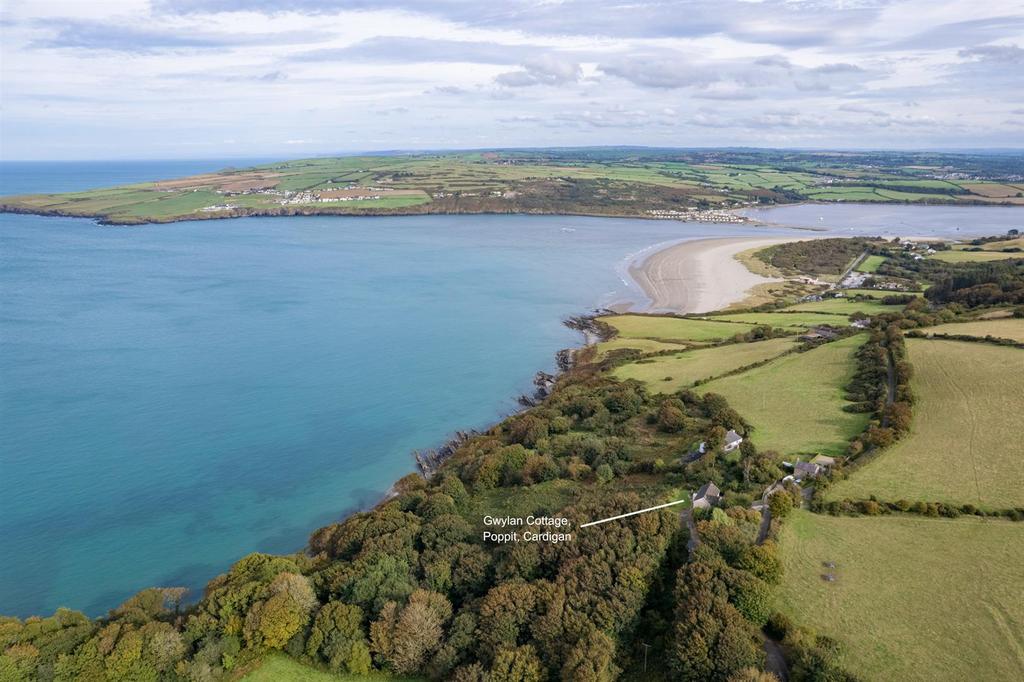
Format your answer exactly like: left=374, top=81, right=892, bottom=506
left=3, top=143, right=1024, bottom=164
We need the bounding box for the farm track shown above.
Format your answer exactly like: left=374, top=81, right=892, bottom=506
left=935, top=356, right=983, bottom=505
left=985, top=602, right=1024, bottom=677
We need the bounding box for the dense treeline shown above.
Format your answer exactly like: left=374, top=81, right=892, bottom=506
left=755, top=238, right=880, bottom=276
left=841, top=323, right=913, bottom=458
left=868, top=244, right=1024, bottom=308
left=923, top=260, right=1024, bottom=306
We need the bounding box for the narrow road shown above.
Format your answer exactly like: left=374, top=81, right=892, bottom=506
left=756, top=507, right=772, bottom=544
left=763, top=635, right=790, bottom=681
left=837, top=249, right=870, bottom=285
left=680, top=508, right=700, bottom=558
left=885, top=348, right=896, bottom=406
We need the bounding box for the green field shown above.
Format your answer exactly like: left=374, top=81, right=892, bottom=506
left=706, top=311, right=854, bottom=328
left=776, top=511, right=1024, bottom=682
left=829, top=339, right=1024, bottom=508
left=781, top=297, right=899, bottom=316
left=3, top=149, right=1019, bottom=224
left=696, top=335, right=868, bottom=456
left=592, top=336, right=690, bottom=359
left=977, top=237, right=1024, bottom=250
left=602, top=314, right=756, bottom=342
left=855, top=255, right=887, bottom=273
left=929, top=250, right=1024, bottom=263
left=613, top=337, right=796, bottom=392
left=245, top=654, right=424, bottom=681
left=921, top=317, right=1024, bottom=342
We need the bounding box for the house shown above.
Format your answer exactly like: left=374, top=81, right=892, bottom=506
left=794, top=461, right=824, bottom=480
left=692, top=481, right=721, bottom=509
left=696, top=429, right=743, bottom=455
left=852, top=319, right=871, bottom=329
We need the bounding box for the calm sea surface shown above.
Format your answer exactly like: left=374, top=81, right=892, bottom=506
left=2, top=161, right=1021, bottom=618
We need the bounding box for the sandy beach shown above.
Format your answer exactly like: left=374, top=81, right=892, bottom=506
left=629, top=236, right=797, bottom=314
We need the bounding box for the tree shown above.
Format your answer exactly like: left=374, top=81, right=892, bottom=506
left=306, top=602, right=371, bottom=674
left=561, top=630, right=620, bottom=682
left=671, top=560, right=764, bottom=681
left=595, top=463, right=614, bottom=485
left=370, top=593, right=447, bottom=675
left=243, top=573, right=316, bottom=650
left=489, top=645, right=544, bottom=682
left=767, top=491, right=793, bottom=520
left=340, top=554, right=416, bottom=615
left=508, top=415, right=549, bottom=448
left=478, top=583, right=536, bottom=657
left=657, top=400, right=688, bottom=433
left=737, top=542, right=782, bottom=585
left=705, top=425, right=727, bottom=453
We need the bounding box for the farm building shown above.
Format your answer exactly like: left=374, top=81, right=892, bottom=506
left=811, top=454, right=836, bottom=468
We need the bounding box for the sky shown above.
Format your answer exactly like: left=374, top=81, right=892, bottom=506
left=1, top=0, right=1022, bottom=159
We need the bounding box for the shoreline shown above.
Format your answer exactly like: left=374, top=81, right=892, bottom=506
left=627, top=236, right=798, bottom=314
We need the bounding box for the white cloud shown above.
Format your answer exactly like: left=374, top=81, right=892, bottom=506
left=0, top=0, right=1022, bottom=158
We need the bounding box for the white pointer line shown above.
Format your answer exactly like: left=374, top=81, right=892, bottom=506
left=579, top=498, right=689, bottom=528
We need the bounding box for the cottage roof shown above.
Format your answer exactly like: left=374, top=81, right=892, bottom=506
left=695, top=481, right=721, bottom=500
left=724, top=429, right=743, bottom=445
left=795, top=461, right=822, bottom=476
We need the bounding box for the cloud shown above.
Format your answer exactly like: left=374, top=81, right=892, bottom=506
left=958, top=43, right=1024, bottom=63
left=598, top=53, right=871, bottom=94
left=28, top=18, right=326, bottom=52
left=291, top=36, right=538, bottom=64
left=838, top=103, right=888, bottom=117
left=495, top=56, right=582, bottom=87
left=883, top=15, right=1024, bottom=51
left=151, top=0, right=885, bottom=48
left=4, top=1, right=1024, bottom=157
left=598, top=55, right=719, bottom=89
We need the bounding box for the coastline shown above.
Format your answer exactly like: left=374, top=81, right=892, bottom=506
left=627, top=236, right=798, bottom=314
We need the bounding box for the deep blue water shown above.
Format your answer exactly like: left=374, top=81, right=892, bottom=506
left=2, top=162, right=1021, bottom=619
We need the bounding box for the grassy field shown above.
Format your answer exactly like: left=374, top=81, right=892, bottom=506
left=244, top=654, right=424, bottom=681
left=781, top=297, right=900, bottom=316
left=829, top=339, right=1024, bottom=508
left=613, top=337, right=796, bottom=392
left=929, top=250, right=1024, bottom=263
left=961, top=236, right=1024, bottom=251
left=696, top=335, right=868, bottom=456
left=855, top=255, right=887, bottom=273
left=706, top=311, right=854, bottom=328
left=592, top=336, right=691, bottom=359
left=921, top=317, right=1024, bottom=342
left=602, top=314, right=756, bottom=342
left=3, top=150, right=1019, bottom=224
left=776, top=511, right=1024, bottom=682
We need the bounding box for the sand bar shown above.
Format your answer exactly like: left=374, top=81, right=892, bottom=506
left=629, top=237, right=797, bottom=314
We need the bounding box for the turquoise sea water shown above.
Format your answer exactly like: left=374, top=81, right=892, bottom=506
left=2, top=162, right=1021, bottom=619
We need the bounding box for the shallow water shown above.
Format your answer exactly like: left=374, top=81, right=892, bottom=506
left=740, top=202, right=1023, bottom=237
left=2, top=164, right=1019, bottom=618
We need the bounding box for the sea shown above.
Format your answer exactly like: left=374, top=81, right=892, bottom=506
left=2, top=160, right=1021, bottom=618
